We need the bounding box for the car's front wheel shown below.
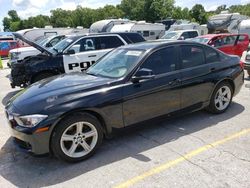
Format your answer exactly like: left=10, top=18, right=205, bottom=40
left=51, top=113, right=103, bottom=162
left=207, top=82, right=233, bottom=114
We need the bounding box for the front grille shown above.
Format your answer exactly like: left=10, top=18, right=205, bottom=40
left=11, top=63, right=26, bottom=76
left=10, top=53, right=14, bottom=60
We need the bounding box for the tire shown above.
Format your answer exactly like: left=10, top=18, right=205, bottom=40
left=247, top=70, right=250, bottom=77
left=32, top=72, right=54, bottom=83
left=51, top=113, right=103, bottom=162
left=207, top=82, right=233, bottom=114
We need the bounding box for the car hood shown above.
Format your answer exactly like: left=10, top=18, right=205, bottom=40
left=9, top=46, right=37, bottom=53
left=12, top=33, right=53, bottom=56
left=8, top=73, right=115, bottom=114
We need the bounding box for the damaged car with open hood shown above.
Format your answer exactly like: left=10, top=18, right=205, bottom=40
left=9, top=32, right=145, bottom=88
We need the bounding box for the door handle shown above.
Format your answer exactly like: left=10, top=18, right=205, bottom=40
left=169, top=79, right=181, bottom=85
left=88, top=55, right=97, bottom=58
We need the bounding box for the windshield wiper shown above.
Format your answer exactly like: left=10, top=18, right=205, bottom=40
left=53, top=48, right=58, bottom=53
left=86, top=72, right=98, bottom=76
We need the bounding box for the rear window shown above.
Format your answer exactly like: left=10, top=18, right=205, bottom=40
left=205, top=47, right=220, bottom=64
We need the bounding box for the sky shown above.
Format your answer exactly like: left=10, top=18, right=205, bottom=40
left=0, top=0, right=250, bottom=31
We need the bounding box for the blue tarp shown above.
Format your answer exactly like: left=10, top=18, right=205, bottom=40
left=0, top=32, right=13, bottom=36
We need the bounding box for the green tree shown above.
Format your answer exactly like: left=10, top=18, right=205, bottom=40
left=190, top=4, right=207, bottom=24
left=2, top=10, right=21, bottom=31
left=50, top=9, right=74, bottom=27
left=172, top=7, right=191, bottom=20
left=215, top=5, right=227, bottom=14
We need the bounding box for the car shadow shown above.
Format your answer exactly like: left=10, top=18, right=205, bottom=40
left=0, top=101, right=245, bottom=187
left=1, top=90, right=21, bottom=106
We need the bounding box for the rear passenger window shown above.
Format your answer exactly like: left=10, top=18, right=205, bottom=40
left=98, top=36, right=124, bottom=49
left=205, top=47, right=220, bottom=64
left=141, top=47, right=176, bottom=75
left=180, top=45, right=205, bottom=68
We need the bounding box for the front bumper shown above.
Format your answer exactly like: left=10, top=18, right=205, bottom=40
left=5, top=111, right=51, bottom=155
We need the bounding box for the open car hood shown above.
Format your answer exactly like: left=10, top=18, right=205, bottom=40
left=12, top=32, right=53, bottom=56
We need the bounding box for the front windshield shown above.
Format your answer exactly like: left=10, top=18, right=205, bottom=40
left=191, top=37, right=210, bottom=43
left=161, top=32, right=180, bottom=39
left=50, top=38, right=74, bottom=54
left=87, top=49, right=145, bottom=78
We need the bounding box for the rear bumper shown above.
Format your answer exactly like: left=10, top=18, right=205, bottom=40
left=233, top=70, right=244, bottom=97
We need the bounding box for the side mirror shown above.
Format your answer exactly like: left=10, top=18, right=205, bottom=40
left=131, top=68, right=155, bottom=83
left=64, top=49, right=75, bottom=55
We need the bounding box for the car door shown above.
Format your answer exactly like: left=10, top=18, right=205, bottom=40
left=214, top=35, right=237, bottom=55
left=122, top=46, right=182, bottom=126
left=178, top=44, right=215, bottom=110
left=234, top=34, right=249, bottom=56
left=63, top=36, right=125, bottom=73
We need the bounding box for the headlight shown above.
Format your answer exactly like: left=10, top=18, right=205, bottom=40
left=246, top=55, right=250, bottom=61
left=11, top=52, right=21, bottom=60
left=14, top=114, right=48, bottom=128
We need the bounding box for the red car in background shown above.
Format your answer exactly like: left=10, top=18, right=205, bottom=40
left=0, top=40, right=19, bottom=57
left=191, top=34, right=249, bottom=57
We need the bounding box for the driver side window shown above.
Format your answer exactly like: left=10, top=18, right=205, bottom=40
left=140, top=47, right=176, bottom=75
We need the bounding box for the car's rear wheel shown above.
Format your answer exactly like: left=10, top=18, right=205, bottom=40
left=32, top=72, right=54, bottom=83
left=51, top=113, right=103, bottom=162
left=207, top=82, right=233, bottom=114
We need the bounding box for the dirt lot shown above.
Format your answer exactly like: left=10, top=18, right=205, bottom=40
left=0, top=59, right=250, bottom=188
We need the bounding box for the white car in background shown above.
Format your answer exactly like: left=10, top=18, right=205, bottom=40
left=241, top=45, right=250, bottom=76
left=8, top=35, right=66, bottom=67
left=160, top=30, right=199, bottom=40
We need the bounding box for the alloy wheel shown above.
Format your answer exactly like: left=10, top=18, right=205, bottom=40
left=60, top=121, right=98, bottom=158
left=214, top=86, right=232, bottom=111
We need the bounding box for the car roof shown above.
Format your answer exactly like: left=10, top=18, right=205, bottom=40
left=168, top=30, right=198, bottom=33
left=119, top=40, right=202, bottom=51
left=0, top=40, right=17, bottom=42
left=67, top=32, right=141, bottom=40
left=197, top=33, right=243, bottom=39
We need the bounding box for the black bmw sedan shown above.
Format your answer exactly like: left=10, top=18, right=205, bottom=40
left=5, top=41, right=244, bottom=162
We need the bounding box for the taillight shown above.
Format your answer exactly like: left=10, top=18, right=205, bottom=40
left=239, top=60, right=244, bottom=69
